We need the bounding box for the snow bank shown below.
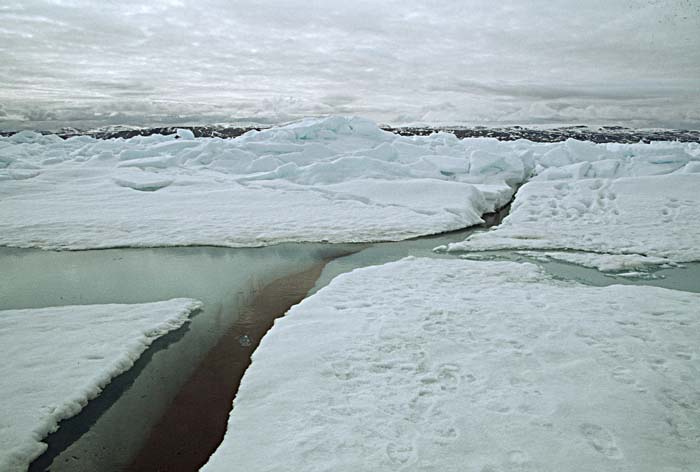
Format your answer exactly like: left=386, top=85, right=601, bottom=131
left=0, top=299, right=202, bottom=472
left=448, top=174, right=700, bottom=264
left=2, top=117, right=697, bottom=250
left=202, top=258, right=700, bottom=472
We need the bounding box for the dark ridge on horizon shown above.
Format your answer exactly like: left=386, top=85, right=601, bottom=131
left=2, top=125, right=699, bottom=144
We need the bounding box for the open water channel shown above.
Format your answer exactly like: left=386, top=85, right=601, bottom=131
left=1, top=206, right=697, bottom=471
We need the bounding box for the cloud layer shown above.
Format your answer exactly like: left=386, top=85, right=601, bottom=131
left=1, top=0, right=699, bottom=129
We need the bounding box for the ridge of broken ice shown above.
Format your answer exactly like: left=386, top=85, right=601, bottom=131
left=1, top=116, right=698, bottom=252
left=0, top=299, right=202, bottom=472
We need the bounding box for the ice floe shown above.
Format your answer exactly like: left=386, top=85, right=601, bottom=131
left=0, top=299, right=201, bottom=472
left=0, top=117, right=519, bottom=249
left=202, top=258, right=700, bottom=472
left=447, top=174, right=700, bottom=264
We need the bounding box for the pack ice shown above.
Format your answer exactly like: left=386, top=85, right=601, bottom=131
left=0, top=117, right=515, bottom=249
left=1, top=117, right=698, bottom=253
left=445, top=139, right=700, bottom=270
left=0, top=299, right=201, bottom=472
left=202, top=258, right=700, bottom=472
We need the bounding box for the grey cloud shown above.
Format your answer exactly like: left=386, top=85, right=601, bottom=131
left=1, top=0, right=698, bottom=129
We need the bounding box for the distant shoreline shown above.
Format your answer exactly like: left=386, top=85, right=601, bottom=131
left=2, top=125, right=699, bottom=144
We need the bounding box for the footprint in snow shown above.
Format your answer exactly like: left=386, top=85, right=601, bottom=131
left=437, top=363, right=461, bottom=393
left=385, top=441, right=416, bottom=467
left=579, top=423, right=623, bottom=459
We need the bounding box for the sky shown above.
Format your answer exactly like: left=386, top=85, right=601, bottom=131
left=1, top=0, right=699, bottom=130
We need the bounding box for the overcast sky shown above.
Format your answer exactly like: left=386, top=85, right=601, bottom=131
left=1, top=0, right=699, bottom=129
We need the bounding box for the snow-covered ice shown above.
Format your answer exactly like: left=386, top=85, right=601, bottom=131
left=0, top=117, right=520, bottom=249
left=0, top=299, right=201, bottom=472
left=447, top=174, right=700, bottom=264
left=2, top=116, right=699, bottom=251
left=515, top=251, right=676, bottom=273
left=202, top=258, right=700, bottom=472
left=446, top=135, right=700, bottom=266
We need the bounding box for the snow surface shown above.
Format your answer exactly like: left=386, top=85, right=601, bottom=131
left=447, top=174, right=700, bottom=264
left=2, top=116, right=699, bottom=250
left=202, top=258, right=700, bottom=472
left=0, top=298, right=202, bottom=472
left=1, top=1, right=699, bottom=129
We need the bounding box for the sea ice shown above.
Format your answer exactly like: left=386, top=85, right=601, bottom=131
left=1, top=117, right=698, bottom=250
left=0, top=299, right=201, bottom=472
left=0, top=117, right=521, bottom=249
left=202, top=258, right=700, bottom=472
left=447, top=174, right=700, bottom=264
left=515, top=251, right=675, bottom=272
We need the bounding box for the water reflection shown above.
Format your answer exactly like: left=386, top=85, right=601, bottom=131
left=0, top=243, right=354, bottom=472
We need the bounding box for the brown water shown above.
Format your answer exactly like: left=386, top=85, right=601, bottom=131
left=127, top=261, right=329, bottom=472
left=3, top=243, right=354, bottom=472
